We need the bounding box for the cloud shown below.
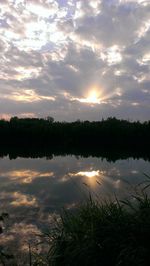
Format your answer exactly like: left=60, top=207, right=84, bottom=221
left=0, top=0, right=149, bottom=120
left=1, top=169, right=54, bottom=183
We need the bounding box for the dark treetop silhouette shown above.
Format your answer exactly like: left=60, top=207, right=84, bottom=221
left=0, top=117, right=149, bottom=160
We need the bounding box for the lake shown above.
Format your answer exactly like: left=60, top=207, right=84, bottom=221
left=0, top=155, right=150, bottom=263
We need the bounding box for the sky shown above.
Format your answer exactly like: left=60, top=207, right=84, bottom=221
left=0, top=0, right=150, bottom=121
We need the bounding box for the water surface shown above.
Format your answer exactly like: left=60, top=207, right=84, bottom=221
left=0, top=155, right=150, bottom=262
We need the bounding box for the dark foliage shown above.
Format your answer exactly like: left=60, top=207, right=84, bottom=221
left=0, top=117, right=149, bottom=161
left=44, top=194, right=150, bottom=266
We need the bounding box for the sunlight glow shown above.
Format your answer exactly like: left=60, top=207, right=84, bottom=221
left=69, top=169, right=105, bottom=187
left=64, top=84, right=123, bottom=106
left=80, top=90, right=101, bottom=104
left=74, top=170, right=100, bottom=178
left=74, top=87, right=102, bottom=104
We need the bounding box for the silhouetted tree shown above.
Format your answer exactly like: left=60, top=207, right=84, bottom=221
left=0, top=117, right=149, bottom=160
left=46, top=116, right=54, bottom=123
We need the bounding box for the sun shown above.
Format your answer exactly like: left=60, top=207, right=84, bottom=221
left=78, top=87, right=101, bottom=104
left=85, top=87, right=101, bottom=104
left=87, top=90, right=100, bottom=104
left=71, top=86, right=102, bottom=104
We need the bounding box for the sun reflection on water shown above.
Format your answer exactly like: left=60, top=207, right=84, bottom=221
left=69, top=170, right=105, bottom=187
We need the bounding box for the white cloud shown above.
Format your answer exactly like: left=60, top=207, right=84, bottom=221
left=0, top=0, right=149, bottom=120
left=26, top=1, right=58, bottom=18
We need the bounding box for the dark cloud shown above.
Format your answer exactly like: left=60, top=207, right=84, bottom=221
left=0, top=0, right=150, bottom=120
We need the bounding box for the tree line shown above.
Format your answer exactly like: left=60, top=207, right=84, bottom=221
left=0, top=117, right=149, bottom=159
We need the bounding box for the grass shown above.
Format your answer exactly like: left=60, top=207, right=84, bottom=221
left=34, top=191, right=150, bottom=266
left=2, top=179, right=150, bottom=265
